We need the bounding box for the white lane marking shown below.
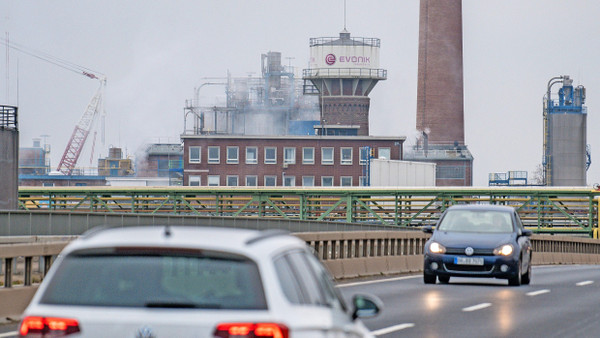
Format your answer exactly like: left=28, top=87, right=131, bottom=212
left=462, top=303, right=491, bottom=312
left=526, top=289, right=550, bottom=297
left=576, top=280, right=594, bottom=286
left=0, top=331, right=18, bottom=338
left=371, top=323, right=415, bottom=336
left=337, top=275, right=420, bottom=288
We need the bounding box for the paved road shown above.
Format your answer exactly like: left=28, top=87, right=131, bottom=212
left=3, top=265, right=599, bottom=337
left=338, top=265, right=600, bottom=337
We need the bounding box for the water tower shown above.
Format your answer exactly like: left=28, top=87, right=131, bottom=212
left=303, top=30, right=386, bottom=136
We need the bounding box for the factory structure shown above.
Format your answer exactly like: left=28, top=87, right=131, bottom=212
left=17, top=140, right=183, bottom=187
left=303, top=30, right=386, bottom=136
left=181, top=30, right=406, bottom=187
left=543, top=75, right=589, bottom=186
left=183, top=51, right=319, bottom=137
left=489, top=75, right=590, bottom=187
left=0, top=105, right=19, bottom=210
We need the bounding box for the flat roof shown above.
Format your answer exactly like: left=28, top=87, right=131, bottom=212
left=181, top=134, right=406, bottom=141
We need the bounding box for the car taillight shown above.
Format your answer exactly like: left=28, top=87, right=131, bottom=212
left=214, top=322, right=289, bottom=338
left=20, top=316, right=80, bottom=337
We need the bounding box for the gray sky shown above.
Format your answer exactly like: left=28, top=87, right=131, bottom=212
left=1, top=0, right=599, bottom=186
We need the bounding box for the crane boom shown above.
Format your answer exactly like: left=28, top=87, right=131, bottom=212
left=57, top=86, right=103, bottom=175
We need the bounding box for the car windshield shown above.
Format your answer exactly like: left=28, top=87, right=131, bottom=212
left=438, top=209, right=513, bottom=233
left=40, top=248, right=267, bottom=309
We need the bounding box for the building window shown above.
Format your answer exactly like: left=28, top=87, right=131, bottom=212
left=264, top=175, right=277, bottom=186
left=437, top=166, right=466, bottom=179
left=341, top=147, right=353, bottom=165
left=207, top=175, right=220, bottom=186
left=359, top=147, right=369, bottom=165
left=321, top=176, right=333, bottom=186
left=321, top=147, right=334, bottom=165
left=302, top=147, right=314, bottom=164
left=283, top=176, right=295, bottom=186
left=246, top=175, right=258, bottom=186
left=189, top=146, right=201, bottom=163
left=227, top=146, right=239, bottom=164
left=157, top=160, right=170, bottom=177
left=284, top=147, right=296, bottom=164
left=189, top=175, right=201, bottom=186
left=265, top=147, right=277, bottom=164
left=340, top=176, right=353, bottom=186
left=226, top=175, right=239, bottom=186
left=246, top=147, right=258, bottom=164
left=302, top=176, right=315, bottom=187
left=359, top=176, right=368, bottom=186
left=378, top=147, right=391, bottom=160
left=208, top=146, right=220, bottom=164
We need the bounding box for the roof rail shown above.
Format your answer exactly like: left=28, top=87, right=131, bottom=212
left=245, top=229, right=290, bottom=246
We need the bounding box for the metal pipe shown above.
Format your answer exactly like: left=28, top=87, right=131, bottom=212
left=543, top=76, right=566, bottom=186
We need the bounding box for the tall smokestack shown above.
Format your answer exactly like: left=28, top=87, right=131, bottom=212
left=406, top=0, right=473, bottom=186
left=416, top=0, right=464, bottom=145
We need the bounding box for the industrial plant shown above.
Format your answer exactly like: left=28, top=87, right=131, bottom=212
left=183, top=51, right=319, bottom=137
left=181, top=30, right=404, bottom=188
left=0, top=0, right=592, bottom=192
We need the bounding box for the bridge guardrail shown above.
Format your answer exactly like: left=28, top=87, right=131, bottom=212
left=17, top=187, right=600, bottom=235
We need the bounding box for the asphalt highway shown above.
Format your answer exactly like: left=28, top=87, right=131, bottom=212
left=338, top=265, right=600, bottom=337
left=2, top=265, right=600, bottom=337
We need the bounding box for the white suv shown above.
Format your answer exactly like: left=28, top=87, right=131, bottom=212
left=20, top=226, right=381, bottom=337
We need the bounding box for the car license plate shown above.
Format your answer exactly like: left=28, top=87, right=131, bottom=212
left=455, top=257, right=484, bottom=265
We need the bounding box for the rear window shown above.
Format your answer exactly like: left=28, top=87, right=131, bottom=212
left=40, top=248, right=267, bottom=310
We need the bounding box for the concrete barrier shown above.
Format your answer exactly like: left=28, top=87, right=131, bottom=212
left=0, top=286, right=38, bottom=320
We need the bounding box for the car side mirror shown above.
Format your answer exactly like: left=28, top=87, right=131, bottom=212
left=422, top=225, right=434, bottom=234
left=522, top=229, right=533, bottom=237
left=351, top=294, right=383, bottom=321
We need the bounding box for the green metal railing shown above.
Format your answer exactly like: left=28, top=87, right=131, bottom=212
left=18, top=187, right=600, bottom=235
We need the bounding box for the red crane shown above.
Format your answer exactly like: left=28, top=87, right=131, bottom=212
left=1, top=38, right=106, bottom=175
left=57, top=82, right=105, bottom=175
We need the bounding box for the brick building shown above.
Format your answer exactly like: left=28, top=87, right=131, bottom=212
left=181, top=135, right=405, bottom=187
left=135, top=143, right=183, bottom=185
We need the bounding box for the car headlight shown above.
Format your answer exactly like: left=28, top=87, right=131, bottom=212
left=429, top=242, right=446, bottom=254
left=494, top=244, right=514, bottom=256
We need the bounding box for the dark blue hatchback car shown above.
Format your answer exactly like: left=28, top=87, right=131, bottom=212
left=423, top=205, right=533, bottom=286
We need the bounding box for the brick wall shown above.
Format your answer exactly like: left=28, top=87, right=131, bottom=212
left=183, top=136, right=404, bottom=186
left=321, top=97, right=370, bottom=136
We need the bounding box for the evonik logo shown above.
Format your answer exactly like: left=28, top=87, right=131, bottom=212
left=325, top=54, right=336, bottom=65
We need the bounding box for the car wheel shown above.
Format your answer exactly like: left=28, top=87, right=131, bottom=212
left=424, top=272, right=437, bottom=284
left=521, top=255, right=532, bottom=285
left=508, top=259, right=522, bottom=286
left=438, top=275, right=450, bottom=284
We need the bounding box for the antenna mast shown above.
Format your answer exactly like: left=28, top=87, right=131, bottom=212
left=344, top=0, right=347, bottom=30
